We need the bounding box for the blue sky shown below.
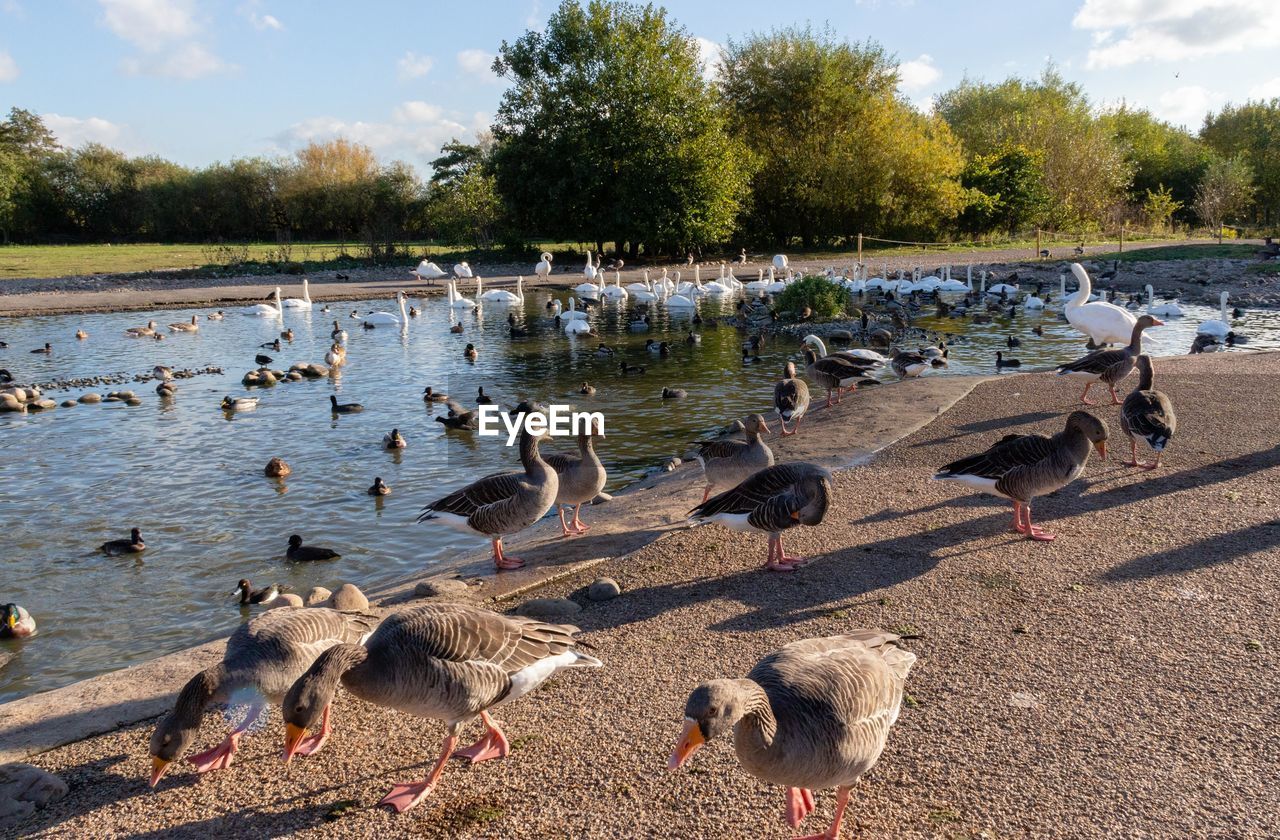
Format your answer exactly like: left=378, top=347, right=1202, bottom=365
left=2, top=0, right=1278, bottom=175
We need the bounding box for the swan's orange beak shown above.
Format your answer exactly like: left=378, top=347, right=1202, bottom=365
left=1095, top=441, right=1108, bottom=460
left=283, top=722, right=307, bottom=764
left=149, top=756, right=170, bottom=787
left=668, top=718, right=705, bottom=770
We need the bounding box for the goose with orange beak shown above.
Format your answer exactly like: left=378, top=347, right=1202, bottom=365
left=670, top=632, right=917, bottom=839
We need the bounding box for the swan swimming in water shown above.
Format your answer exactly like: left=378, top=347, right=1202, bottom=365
left=480, top=275, right=524, bottom=304
left=281, top=278, right=313, bottom=310
left=364, top=292, right=409, bottom=326
left=244, top=288, right=283, bottom=317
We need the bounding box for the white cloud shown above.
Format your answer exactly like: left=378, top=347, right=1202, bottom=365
left=898, top=54, right=940, bottom=92
left=396, top=50, right=434, bottom=81
left=42, top=113, right=130, bottom=149
left=248, top=12, right=281, bottom=31
left=457, top=49, right=496, bottom=81
left=0, top=50, right=17, bottom=82
left=1073, top=0, right=1280, bottom=68
left=1249, top=77, right=1280, bottom=101
left=693, top=37, right=722, bottom=82
left=120, top=42, right=233, bottom=79
left=98, top=0, right=197, bottom=48
left=1152, top=85, right=1221, bottom=128
left=1, top=1, right=23, bottom=17
left=272, top=101, right=477, bottom=173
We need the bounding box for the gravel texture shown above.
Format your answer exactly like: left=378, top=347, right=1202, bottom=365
left=15, top=352, right=1280, bottom=839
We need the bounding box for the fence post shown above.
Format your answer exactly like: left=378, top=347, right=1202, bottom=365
left=857, top=233, right=863, bottom=266
left=1035, top=229, right=1041, bottom=259
left=1119, top=225, right=1124, bottom=254
left=1218, top=224, right=1224, bottom=245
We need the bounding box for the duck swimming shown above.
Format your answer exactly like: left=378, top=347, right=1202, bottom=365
left=286, top=534, right=340, bottom=562
left=0, top=604, right=36, bottom=638
left=368, top=477, right=391, bottom=496
left=101, top=527, right=145, bottom=555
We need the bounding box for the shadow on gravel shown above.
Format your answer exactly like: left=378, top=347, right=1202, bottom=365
left=1099, top=519, right=1280, bottom=582
left=1091, top=444, right=1280, bottom=504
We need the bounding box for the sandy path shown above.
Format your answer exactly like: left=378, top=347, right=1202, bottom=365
left=15, top=352, right=1280, bottom=838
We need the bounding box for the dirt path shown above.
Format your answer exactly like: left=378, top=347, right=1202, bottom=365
left=13, top=352, right=1279, bottom=839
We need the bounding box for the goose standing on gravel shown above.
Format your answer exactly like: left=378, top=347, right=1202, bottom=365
left=689, top=463, right=832, bottom=572
left=1064, top=263, right=1135, bottom=345
left=933, top=411, right=1109, bottom=541
left=1120, top=355, right=1177, bottom=470
left=802, top=349, right=865, bottom=406
left=100, top=527, right=145, bottom=556
left=543, top=418, right=607, bottom=536
left=695, top=415, right=774, bottom=503
left=148, top=607, right=377, bottom=787
left=418, top=428, right=558, bottom=570
left=244, top=288, right=284, bottom=317
left=671, top=631, right=915, bottom=838
left=282, top=278, right=313, bottom=310
left=282, top=604, right=601, bottom=813
left=1196, top=291, right=1231, bottom=338
left=773, top=362, right=810, bottom=436
left=0, top=604, right=37, bottom=639
left=1055, top=314, right=1162, bottom=405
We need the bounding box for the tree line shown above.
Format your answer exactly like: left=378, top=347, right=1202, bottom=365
left=2, top=0, right=1278, bottom=257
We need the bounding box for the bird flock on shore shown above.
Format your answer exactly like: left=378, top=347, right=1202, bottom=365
left=0, top=252, right=1232, bottom=838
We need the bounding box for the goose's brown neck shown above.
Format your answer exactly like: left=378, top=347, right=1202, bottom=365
left=734, top=679, right=778, bottom=748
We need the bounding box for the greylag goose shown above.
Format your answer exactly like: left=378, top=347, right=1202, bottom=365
left=933, top=411, right=1108, bottom=541
left=100, top=528, right=144, bottom=555
left=368, top=477, right=391, bottom=496
left=149, top=607, right=376, bottom=786
left=802, top=349, right=865, bottom=407
left=695, top=415, right=774, bottom=503
left=168, top=315, right=199, bottom=332
left=282, top=603, right=602, bottom=813
left=418, top=428, right=558, bottom=569
left=0, top=604, right=36, bottom=638
left=435, top=400, right=478, bottom=430
left=773, top=362, right=810, bottom=436
left=286, top=534, right=340, bottom=561
left=543, top=419, right=607, bottom=536
left=1120, top=355, right=1177, bottom=470
left=235, top=579, right=280, bottom=605
left=890, top=349, right=928, bottom=379
left=689, top=462, right=832, bottom=572
left=671, top=631, right=915, bottom=838
left=1055, top=314, right=1162, bottom=405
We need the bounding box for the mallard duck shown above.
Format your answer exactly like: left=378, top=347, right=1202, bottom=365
left=579, top=382, right=596, bottom=396
left=281, top=328, right=294, bottom=341
left=235, top=579, right=280, bottom=605
left=695, top=415, right=774, bottom=504
left=464, top=343, right=478, bottom=361
left=149, top=607, right=376, bottom=786
left=450, top=323, right=465, bottom=334
left=1120, top=355, right=1176, bottom=470
left=100, top=528, right=145, bottom=555
left=773, top=362, right=810, bottom=436
left=419, top=429, right=558, bottom=569
left=934, top=411, right=1108, bottom=541
left=331, top=321, right=348, bottom=343
left=75, top=329, right=88, bottom=340
left=222, top=395, right=259, bottom=412
left=383, top=428, right=407, bottom=449
left=543, top=418, right=607, bottom=536
left=0, top=604, right=37, bottom=638
left=208, top=311, right=225, bottom=320
left=423, top=386, right=448, bottom=403
left=689, top=462, right=832, bottom=572
left=264, top=458, right=291, bottom=477
left=671, top=631, right=915, bottom=839
left=368, top=477, right=391, bottom=496
left=282, top=604, right=601, bottom=812
left=329, top=395, right=363, bottom=414
left=286, top=534, right=340, bottom=562
left=1056, top=314, right=1162, bottom=405
left=619, top=361, right=645, bottom=375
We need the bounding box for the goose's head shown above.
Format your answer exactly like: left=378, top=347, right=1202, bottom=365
left=671, top=679, right=754, bottom=769
left=150, top=668, right=221, bottom=785
left=1065, top=411, right=1109, bottom=459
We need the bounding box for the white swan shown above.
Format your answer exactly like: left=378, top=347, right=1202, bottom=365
left=1196, top=291, right=1230, bottom=337
left=803, top=335, right=887, bottom=365
left=702, top=265, right=733, bottom=295
left=666, top=271, right=696, bottom=308
left=632, top=274, right=659, bottom=303
left=1145, top=284, right=1184, bottom=317
left=772, top=254, right=788, bottom=272
left=561, top=297, right=589, bottom=321
left=535, top=252, right=553, bottom=280
left=481, top=275, right=525, bottom=304
left=364, top=291, right=409, bottom=325
left=244, top=287, right=283, bottom=317
left=564, top=318, right=592, bottom=334
left=582, top=251, right=597, bottom=282
left=1065, top=263, right=1136, bottom=345
left=745, top=268, right=769, bottom=293
left=453, top=261, right=473, bottom=278
left=412, top=260, right=446, bottom=281
left=449, top=281, right=476, bottom=310
left=1023, top=291, right=1045, bottom=310
left=281, top=278, right=313, bottom=309
left=939, top=265, right=968, bottom=291
left=574, top=273, right=602, bottom=300
left=602, top=271, right=628, bottom=300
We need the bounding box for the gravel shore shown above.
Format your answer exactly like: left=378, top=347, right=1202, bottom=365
left=14, top=352, right=1280, bottom=839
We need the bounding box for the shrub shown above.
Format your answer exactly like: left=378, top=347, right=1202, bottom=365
left=774, top=275, right=848, bottom=318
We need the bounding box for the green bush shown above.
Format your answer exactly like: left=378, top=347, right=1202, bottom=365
left=773, top=275, right=849, bottom=318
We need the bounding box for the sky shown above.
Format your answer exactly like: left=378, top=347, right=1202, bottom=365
left=2, top=0, right=1279, bottom=176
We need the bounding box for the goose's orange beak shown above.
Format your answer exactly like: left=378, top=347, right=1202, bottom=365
left=668, top=718, right=704, bottom=770
left=284, top=722, right=307, bottom=764
left=149, top=756, right=170, bottom=787
left=1150, top=318, right=1165, bottom=326
left=1095, top=441, right=1107, bottom=460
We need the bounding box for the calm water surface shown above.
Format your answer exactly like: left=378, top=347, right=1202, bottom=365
left=1, top=280, right=1277, bottom=701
